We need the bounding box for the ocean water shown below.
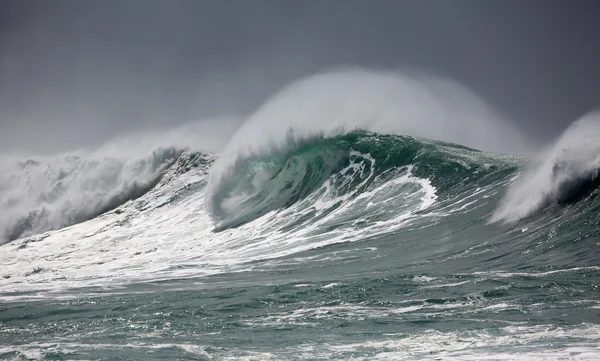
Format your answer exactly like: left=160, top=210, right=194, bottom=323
left=2, top=71, right=600, bottom=360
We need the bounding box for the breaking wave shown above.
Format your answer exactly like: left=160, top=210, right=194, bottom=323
left=493, top=112, right=600, bottom=223
left=0, top=147, right=182, bottom=242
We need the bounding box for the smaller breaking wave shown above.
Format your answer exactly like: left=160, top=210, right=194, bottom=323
left=492, top=112, right=600, bottom=223
left=0, top=119, right=236, bottom=243
left=0, top=147, right=182, bottom=243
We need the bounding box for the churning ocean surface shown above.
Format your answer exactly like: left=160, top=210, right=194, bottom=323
left=1, top=70, right=600, bottom=360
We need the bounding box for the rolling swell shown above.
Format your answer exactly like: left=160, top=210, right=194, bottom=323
left=206, top=131, right=517, bottom=231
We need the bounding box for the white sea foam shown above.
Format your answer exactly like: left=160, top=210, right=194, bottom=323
left=219, top=324, right=600, bottom=360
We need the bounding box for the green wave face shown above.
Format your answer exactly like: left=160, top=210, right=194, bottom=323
left=208, top=131, right=520, bottom=231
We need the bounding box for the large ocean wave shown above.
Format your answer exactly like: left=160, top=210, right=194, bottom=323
left=204, top=69, right=532, bottom=228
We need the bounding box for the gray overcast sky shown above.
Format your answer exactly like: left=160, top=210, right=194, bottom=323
left=1, top=0, right=599, bottom=153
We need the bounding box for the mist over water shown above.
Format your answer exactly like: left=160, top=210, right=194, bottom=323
left=221, top=68, right=532, bottom=155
